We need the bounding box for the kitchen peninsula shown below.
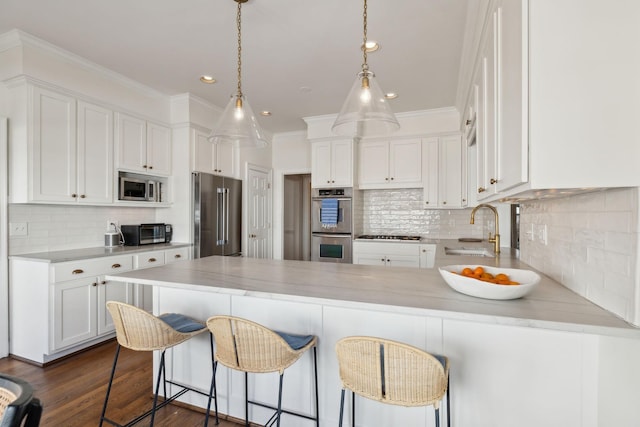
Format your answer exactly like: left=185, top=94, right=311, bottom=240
left=106, top=254, right=640, bottom=427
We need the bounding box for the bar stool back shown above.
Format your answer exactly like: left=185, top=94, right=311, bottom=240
left=336, top=336, right=450, bottom=427
left=205, top=315, right=319, bottom=427
left=0, top=374, right=42, bottom=427
left=100, top=301, right=211, bottom=427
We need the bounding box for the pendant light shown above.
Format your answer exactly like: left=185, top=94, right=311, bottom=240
left=332, top=0, right=400, bottom=137
left=209, top=0, right=268, bottom=148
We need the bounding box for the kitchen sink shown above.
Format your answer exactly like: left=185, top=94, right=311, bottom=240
left=444, top=247, right=495, bottom=257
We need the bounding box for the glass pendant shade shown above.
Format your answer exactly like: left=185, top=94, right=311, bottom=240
left=332, top=70, right=400, bottom=137
left=209, top=94, right=268, bottom=148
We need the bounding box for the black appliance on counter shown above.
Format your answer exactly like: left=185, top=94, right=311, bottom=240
left=121, top=223, right=172, bottom=246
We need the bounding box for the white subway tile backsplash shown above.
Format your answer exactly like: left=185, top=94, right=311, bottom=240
left=8, top=204, right=156, bottom=255
left=520, top=187, right=640, bottom=326
left=356, top=188, right=488, bottom=239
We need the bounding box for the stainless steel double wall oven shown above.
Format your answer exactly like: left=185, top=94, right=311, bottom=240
left=311, top=188, right=353, bottom=263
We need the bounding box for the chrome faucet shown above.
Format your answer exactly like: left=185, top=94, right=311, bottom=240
left=470, top=204, right=500, bottom=254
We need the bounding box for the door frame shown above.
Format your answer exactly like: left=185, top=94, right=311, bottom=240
left=1, top=117, right=9, bottom=357
left=273, top=168, right=311, bottom=260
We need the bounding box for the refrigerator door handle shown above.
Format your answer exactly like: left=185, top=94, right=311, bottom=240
left=217, top=187, right=225, bottom=245
left=224, top=188, right=230, bottom=244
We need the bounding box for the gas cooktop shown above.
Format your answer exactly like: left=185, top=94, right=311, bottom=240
left=356, top=235, right=422, bottom=241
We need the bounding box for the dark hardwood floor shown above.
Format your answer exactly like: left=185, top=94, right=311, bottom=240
left=0, top=340, right=242, bottom=427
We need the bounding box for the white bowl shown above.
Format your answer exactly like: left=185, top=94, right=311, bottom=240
left=438, top=265, right=541, bottom=300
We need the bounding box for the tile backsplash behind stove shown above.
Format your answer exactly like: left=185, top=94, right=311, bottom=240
left=356, top=188, right=489, bottom=239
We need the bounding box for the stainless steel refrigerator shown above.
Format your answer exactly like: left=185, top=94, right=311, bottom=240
left=193, top=172, right=242, bottom=258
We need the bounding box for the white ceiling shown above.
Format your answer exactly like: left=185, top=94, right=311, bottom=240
left=0, top=0, right=470, bottom=134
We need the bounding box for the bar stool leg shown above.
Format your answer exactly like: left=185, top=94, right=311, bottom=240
left=446, top=374, right=451, bottom=427
left=204, top=333, right=219, bottom=427
left=313, top=347, right=319, bottom=427
left=352, top=391, right=355, bottom=427
left=276, top=373, right=284, bottom=427
left=338, top=389, right=346, bottom=427
left=150, top=350, right=167, bottom=426
left=244, top=372, right=249, bottom=427
left=99, top=344, right=121, bottom=427
left=435, top=407, right=440, bottom=427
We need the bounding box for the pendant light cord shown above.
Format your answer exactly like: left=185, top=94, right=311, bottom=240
left=236, top=0, right=243, bottom=98
left=362, top=0, right=368, bottom=73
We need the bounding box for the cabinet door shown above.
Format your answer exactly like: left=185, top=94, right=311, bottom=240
left=193, top=129, right=215, bottom=173
left=77, top=101, right=113, bottom=204
left=419, top=245, right=436, bottom=268
left=385, top=255, right=420, bottom=268
left=146, top=122, right=171, bottom=176
left=215, top=140, right=238, bottom=178
left=479, top=11, right=498, bottom=199
left=354, top=254, right=387, bottom=266
left=52, top=278, right=97, bottom=351
left=422, top=138, right=439, bottom=208
left=389, top=139, right=422, bottom=186
left=31, top=86, right=77, bottom=202
left=97, top=278, right=134, bottom=335
left=358, top=140, right=389, bottom=187
left=496, top=0, right=528, bottom=192
left=331, top=139, right=353, bottom=187
left=115, top=113, right=146, bottom=173
left=311, top=141, right=333, bottom=187
left=439, top=135, right=463, bottom=208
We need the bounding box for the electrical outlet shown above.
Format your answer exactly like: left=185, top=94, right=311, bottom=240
left=524, top=224, right=534, bottom=241
left=9, top=222, right=28, bottom=236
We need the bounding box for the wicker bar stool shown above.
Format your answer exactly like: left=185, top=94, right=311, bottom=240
left=0, top=374, right=42, bottom=427
left=204, top=315, right=319, bottom=427
left=100, top=301, right=214, bottom=427
left=336, top=336, right=450, bottom=427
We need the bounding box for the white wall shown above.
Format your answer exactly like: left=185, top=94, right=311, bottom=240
left=271, top=131, right=311, bottom=259
left=519, top=188, right=640, bottom=326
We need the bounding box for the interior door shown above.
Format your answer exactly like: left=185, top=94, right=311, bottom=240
left=0, top=117, right=8, bottom=357
left=246, top=165, right=272, bottom=259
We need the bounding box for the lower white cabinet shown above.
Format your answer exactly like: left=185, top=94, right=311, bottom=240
left=9, top=246, right=190, bottom=364
left=134, top=246, right=190, bottom=312
left=353, top=241, right=436, bottom=268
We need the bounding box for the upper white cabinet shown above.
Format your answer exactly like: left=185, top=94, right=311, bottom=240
left=115, top=112, right=171, bottom=176
left=8, top=84, right=113, bottom=204
left=192, top=128, right=239, bottom=178
left=423, top=134, right=465, bottom=208
left=465, top=0, right=640, bottom=200
left=311, top=139, right=354, bottom=188
left=358, top=138, right=422, bottom=189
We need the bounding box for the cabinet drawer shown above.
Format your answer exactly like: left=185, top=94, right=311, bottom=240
left=353, top=241, right=421, bottom=256
left=52, top=255, right=133, bottom=282
left=134, top=251, right=166, bottom=269
left=165, top=247, right=190, bottom=264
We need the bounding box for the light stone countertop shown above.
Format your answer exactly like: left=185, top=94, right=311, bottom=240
left=9, top=243, right=192, bottom=263
left=106, top=253, right=640, bottom=339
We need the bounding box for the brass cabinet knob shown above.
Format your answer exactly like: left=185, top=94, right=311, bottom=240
left=466, top=119, right=472, bottom=125
left=425, top=201, right=429, bottom=204
left=443, top=201, right=447, bottom=205
left=80, top=194, right=86, bottom=198
left=327, top=180, right=330, bottom=183
left=143, top=165, right=148, bottom=168
left=148, top=258, right=156, bottom=262
left=112, top=264, right=121, bottom=269
left=174, top=254, right=181, bottom=258
left=92, top=282, right=97, bottom=287
left=390, top=177, right=394, bottom=181
left=490, top=178, right=497, bottom=184
left=149, top=166, right=153, bottom=170
left=72, top=269, right=84, bottom=275
left=101, top=280, right=107, bottom=285
left=478, top=187, right=486, bottom=193
left=71, top=194, right=77, bottom=198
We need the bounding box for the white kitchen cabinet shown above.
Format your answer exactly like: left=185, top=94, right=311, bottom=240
left=115, top=112, right=172, bottom=176
left=423, top=135, right=465, bottom=208
left=419, top=244, right=436, bottom=269
left=311, top=139, right=354, bottom=188
left=358, top=138, right=422, bottom=189
left=353, top=241, right=421, bottom=268
left=134, top=247, right=191, bottom=312
left=8, top=84, right=113, bottom=204
left=192, top=128, right=238, bottom=178
left=464, top=0, right=640, bottom=201
left=9, top=246, right=189, bottom=364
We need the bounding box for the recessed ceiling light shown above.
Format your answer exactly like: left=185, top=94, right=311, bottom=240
left=200, top=75, right=216, bottom=84
left=260, top=111, right=272, bottom=116
left=361, top=41, right=380, bottom=53
left=384, top=92, right=398, bottom=99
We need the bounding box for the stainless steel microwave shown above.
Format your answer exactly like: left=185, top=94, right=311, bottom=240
left=121, top=224, right=172, bottom=246
left=119, top=176, right=160, bottom=202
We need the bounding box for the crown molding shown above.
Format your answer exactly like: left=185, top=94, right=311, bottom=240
left=0, top=29, right=167, bottom=100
